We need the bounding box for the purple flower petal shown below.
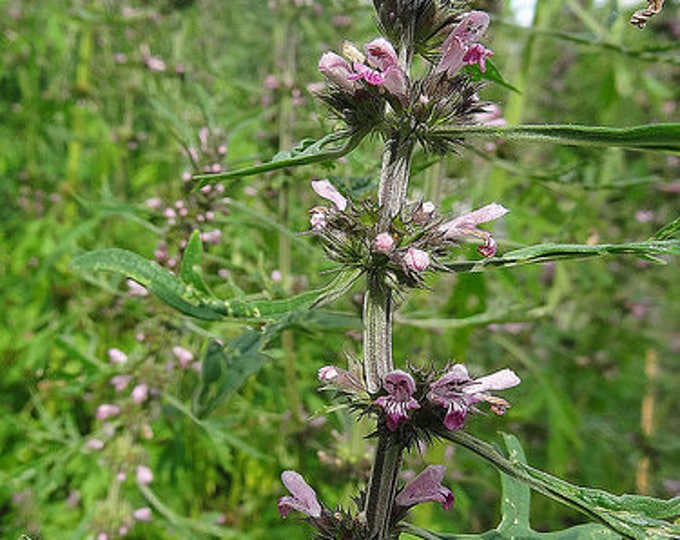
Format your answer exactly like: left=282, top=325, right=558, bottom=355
left=436, top=11, right=491, bottom=76
left=311, top=180, right=347, bottom=211
left=318, top=52, right=360, bottom=92
left=464, top=368, right=521, bottom=394
left=396, top=465, right=455, bottom=511
left=428, top=365, right=520, bottom=430
left=364, top=37, right=399, bottom=72
left=278, top=470, right=322, bottom=518
left=440, top=203, right=508, bottom=234
left=374, top=370, right=420, bottom=431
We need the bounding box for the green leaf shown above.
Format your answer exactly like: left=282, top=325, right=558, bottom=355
left=444, top=240, right=679, bottom=273
left=180, top=229, right=212, bottom=297
left=192, top=329, right=271, bottom=418
left=431, top=123, right=680, bottom=153
left=465, top=59, right=521, bottom=94
left=310, top=267, right=364, bottom=308
left=438, top=431, right=680, bottom=539
left=191, top=309, right=357, bottom=418
left=73, top=248, right=356, bottom=321
left=653, top=217, right=680, bottom=241
left=72, top=248, right=230, bottom=320
left=194, top=131, right=365, bottom=187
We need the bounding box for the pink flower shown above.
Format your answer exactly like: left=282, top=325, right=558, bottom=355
left=131, top=384, right=149, bottom=404
left=427, top=364, right=520, bottom=430
left=404, top=247, right=430, bottom=272
left=318, top=52, right=361, bottom=92
left=318, top=365, right=366, bottom=393
left=439, top=203, right=508, bottom=257
left=200, top=229, right=222, bottom=245
left=173, top=346, right=194, bottom=369
left=320, top=38, right=407, bottom=100
left=364, top=38, right=398, bottom=71
left=347, top=38, right=408, bottom=99
left=86, top=438, right=105, bottom=450
left=374, top=232, right=395, bottom=252
left=110, top=375, right=132, bottom=393
left=278, top=471, right=322, bottom=518
left=374, top=370, right=420, bottom=431
left=309, top=209, right=328, bottom=231
left=395, top=465, right=455, bottom=511
left=436, top=11, right=493, bottom=76
left=107, top=348, right=128, bottom=365
left=136, top=465, right=154, bottom=485
left=462, top=43, right=493, bottom=73
left=474, top=104, right=507, bottom=127
left=311, top=180, right=347, bottom=211
left=96, top=404, right=121, bottom=420
left=126, top=279, right=149, bottom=296
left=133, top=507, right=152, bottom=522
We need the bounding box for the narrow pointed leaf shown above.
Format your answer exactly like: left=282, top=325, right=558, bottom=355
left=180, top=229, right=212, bottom=297
left=444, top=239, right=679, bottom=273
left=194, top=131, right=364, bottom=186
left=431, top=123, right=680, bottom=153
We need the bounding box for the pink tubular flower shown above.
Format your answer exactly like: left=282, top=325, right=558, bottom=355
left=133, top=507, right=152, bottom=522
left=136, top=465, right=154, bottom=485
left=96, top=404, right=121, bottom=420
left=309, top=208, right=328, bottom=231
left=348, top=37, right=408, bottom=100
left=395, top=465, right=455, bottom=511
left=86, top=438, right=105, bottom=450
left=318, top=365, right=366, bottom=393
left=318, top=52, right=361, bottom=92
left=173, top=346, right=194, bottom=369
left=126, top=279, right=149, bottom=296
left=404, top=247, right=430, bottom=272
left=311, top=180, right=347, bottom=211
left=427, top=364, right=520, bottom=431
left=439, top=203, right=508, bottom=257
left=320, top=37, right=407, bottom=101
left=110, top=375, right=132, bottom=393
left=436, top=11, right=493, bottom=76
left=364, top=38, right=398, bottom=72
left=107, top=348, right=128, bottom=365
left=474, top=103, right=507, bottom=127
left=278, top=470, right=322, bottom=518
left=131, top=383, right=149, bottom=404
left=374, top=370, right=420, bottom=431
left=374, top=232, right=396, bottom=252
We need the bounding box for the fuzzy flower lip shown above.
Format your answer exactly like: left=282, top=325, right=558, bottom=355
left=395, top=465, right=454, bottom=511
left=318, top=52, right=361, bottom=93
left=278, top=470, right=322, bottom=519
left=319, top=37, right=408, bottom=101
left=374, top=370, right=420, bottom=431
left=436, top=11, right=493, bottom=75
left=311, top=180, right=347, bottom=211
left=439, top=203, right=508, bottom=258
left=427, top=364, right=520, bottom=431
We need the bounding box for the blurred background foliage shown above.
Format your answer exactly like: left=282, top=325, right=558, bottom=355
left=1, top=0, right=678, bottom=538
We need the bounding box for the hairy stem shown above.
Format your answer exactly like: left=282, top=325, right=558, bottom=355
left=363, top=34, right=416, bottom=540
left=363, top=280, right=393, bottom=395
left=364, top=435, right=405, bottom=539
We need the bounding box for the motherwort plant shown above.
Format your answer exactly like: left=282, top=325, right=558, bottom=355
left=74, top=1, right=680, bottom=539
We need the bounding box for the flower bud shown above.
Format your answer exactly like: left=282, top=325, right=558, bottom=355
left=404, top=247, right=430, bottom=272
